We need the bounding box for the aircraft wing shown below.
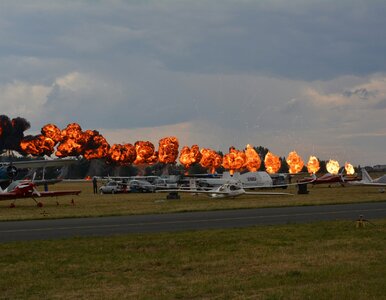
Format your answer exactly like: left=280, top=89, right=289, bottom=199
left=32, top=179, right=63, bottom=186
left=0, top=190, right=81, bottom=201
left=37, top=190, right=81, bottom=197
left=243, top=182, right=302, bottom=189
left=156, top=189, right=230, bottom=195
left=244, top=191, right=294, bottom=196
left=348, top=182, right=386, bottom=187
left=2, top=158, right=78, bottom=169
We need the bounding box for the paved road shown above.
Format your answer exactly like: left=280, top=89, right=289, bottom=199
left=1, top=202, right=386, bottom=243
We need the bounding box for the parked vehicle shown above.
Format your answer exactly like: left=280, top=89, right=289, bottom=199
left=99, top=181, right=129, bottom=194
left=153, top=178, right=178, bottom=189
left=129, top=180, right=156, bottom=193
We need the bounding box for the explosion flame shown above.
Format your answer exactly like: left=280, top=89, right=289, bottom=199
left=0, top=114, right=359, bottom=176
left=245, top=144, right=261, bottom=172
left=41, top=124, right=62, bottom=144
left=179, top=145, right=202, bottom=169
left=82, top=130, right=110, bottom=160
left=158, top=137, right=179, bottom=164
left=199, top=148, right=223, bottom=174
left=345, top=162, right=355, bottom=175
left=264, top=151, right=281, bottom=174
left=307, top=156, right=320, bottom=174
left=55, top=123, right=85, bottom=157
left=134, top=141, right=158, bottom=165
left=20, top=135, right=56, bottom=156
left=286, top=151, right=304, bottom=174
left=107, top=144, right=136, bottom=165
left=222, top=147, right=246, bottom=175
left=326, top=159, right=340, bottom=175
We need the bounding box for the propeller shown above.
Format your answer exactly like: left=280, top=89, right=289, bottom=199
left=339, top=169, right=345, bottom=183
left=31, top=172, right=41, bottom=197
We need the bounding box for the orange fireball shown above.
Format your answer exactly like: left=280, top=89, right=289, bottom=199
left=56, top=123, right=85, bottom=157
left=134, top=141, right=158, bottom=165
left=179, top=145, right=202, bottom=169
left=158, top=136, right=179, bottom=164
left=222, top=147, right=246, bottom=175
left=286, top=151, right=304, bottom=174
left=345, top=162, right=355, bottom=175
left=200, top=148, right=223, bottom=174
left=20, top=135, right=56, bottom=156
left=307, top=156, right=320, bottom=174
left=41, top=124, right=62, bottom=143
left=108, top=143, right=136, bottom=165
left=83, top=130, right=110, bottom=160
left=264, top=151, right=281, bottom=174
left=245, top=144, right=261, bottom=172
left=61, top=123, right=83, bottom=140
left=326, top=159, right=340, bottom=175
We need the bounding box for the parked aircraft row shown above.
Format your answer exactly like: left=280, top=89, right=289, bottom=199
left=0, top=156, right=384, bottom=207
left=156, top=181, right=294, bottom=199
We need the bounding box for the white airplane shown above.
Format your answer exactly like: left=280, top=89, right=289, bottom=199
left=157, top=181, right=293, bottom=199
left=191, top=171, right=297, bottom=190
left=347, top=168, right=386, bottom=190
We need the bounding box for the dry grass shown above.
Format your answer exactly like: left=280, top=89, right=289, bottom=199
left=0, top=219, right=385, bottom=299
left=0, top=181, right=385, bottom=221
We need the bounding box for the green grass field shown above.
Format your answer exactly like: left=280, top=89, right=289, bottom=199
left=0, top=181, right=385, bottom=221
left=1, top=219, right=385, bottom=299
left=1, top=179, right=385, bottom=299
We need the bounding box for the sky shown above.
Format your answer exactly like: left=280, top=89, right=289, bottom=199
left=0, top=0, right=385, bottom=166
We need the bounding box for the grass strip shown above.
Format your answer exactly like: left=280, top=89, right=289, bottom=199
left=1, top=219, right=385, bottom=299
left=0, top=182, right=385, bottom=221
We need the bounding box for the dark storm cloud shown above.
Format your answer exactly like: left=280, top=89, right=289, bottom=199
left=148, top=1, right=386, bottom=80
left=0, top=1, right=385, bottom=164
left=2, top=1, right=386, bottom=81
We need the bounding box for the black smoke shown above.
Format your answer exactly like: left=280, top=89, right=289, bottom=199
left=0, top=115, right=31, bottom=153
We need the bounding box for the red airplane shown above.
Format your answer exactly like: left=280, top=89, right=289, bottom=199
left=299, top=173, right=359, bottom=186
left=0, top=180, right=81, bottom=207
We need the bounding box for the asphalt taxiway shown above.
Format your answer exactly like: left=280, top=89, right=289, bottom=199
left=1, top=201, right=386, bottom=242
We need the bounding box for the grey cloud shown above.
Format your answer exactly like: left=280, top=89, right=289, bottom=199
left=342, top=88, right=377, bottom=100
left=281, top=98, right=303, bottom=113
left=373, top=99, right=386, bottom=109
left=2, top=1, right=386, bottom=81
left=0, top=1, right=385, bottom=164
left=150, top=1, right=386, bottom=80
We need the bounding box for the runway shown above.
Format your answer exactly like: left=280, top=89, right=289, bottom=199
left=1, top=201, right=386, bottom=243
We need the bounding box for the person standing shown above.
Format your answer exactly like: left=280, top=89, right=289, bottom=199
left=93, top=177, right=98, bottom=194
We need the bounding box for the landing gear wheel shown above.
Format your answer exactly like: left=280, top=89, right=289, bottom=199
left=10, top=203, right=15, bottom=208
left=37, top=202, right=43, bottom=207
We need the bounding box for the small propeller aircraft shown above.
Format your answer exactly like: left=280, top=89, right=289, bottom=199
left=0, top=179, right=81, bottom=207
left=346, top=168, right=386, bottom=191
left=299, top=172, right=359, bottom=186
left=0, top=157, right=78, bottom=188
left=157, top=181, right=293, bottom=199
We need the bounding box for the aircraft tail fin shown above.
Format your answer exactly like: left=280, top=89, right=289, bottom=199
left=361, top=168, right=373, bottom=183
